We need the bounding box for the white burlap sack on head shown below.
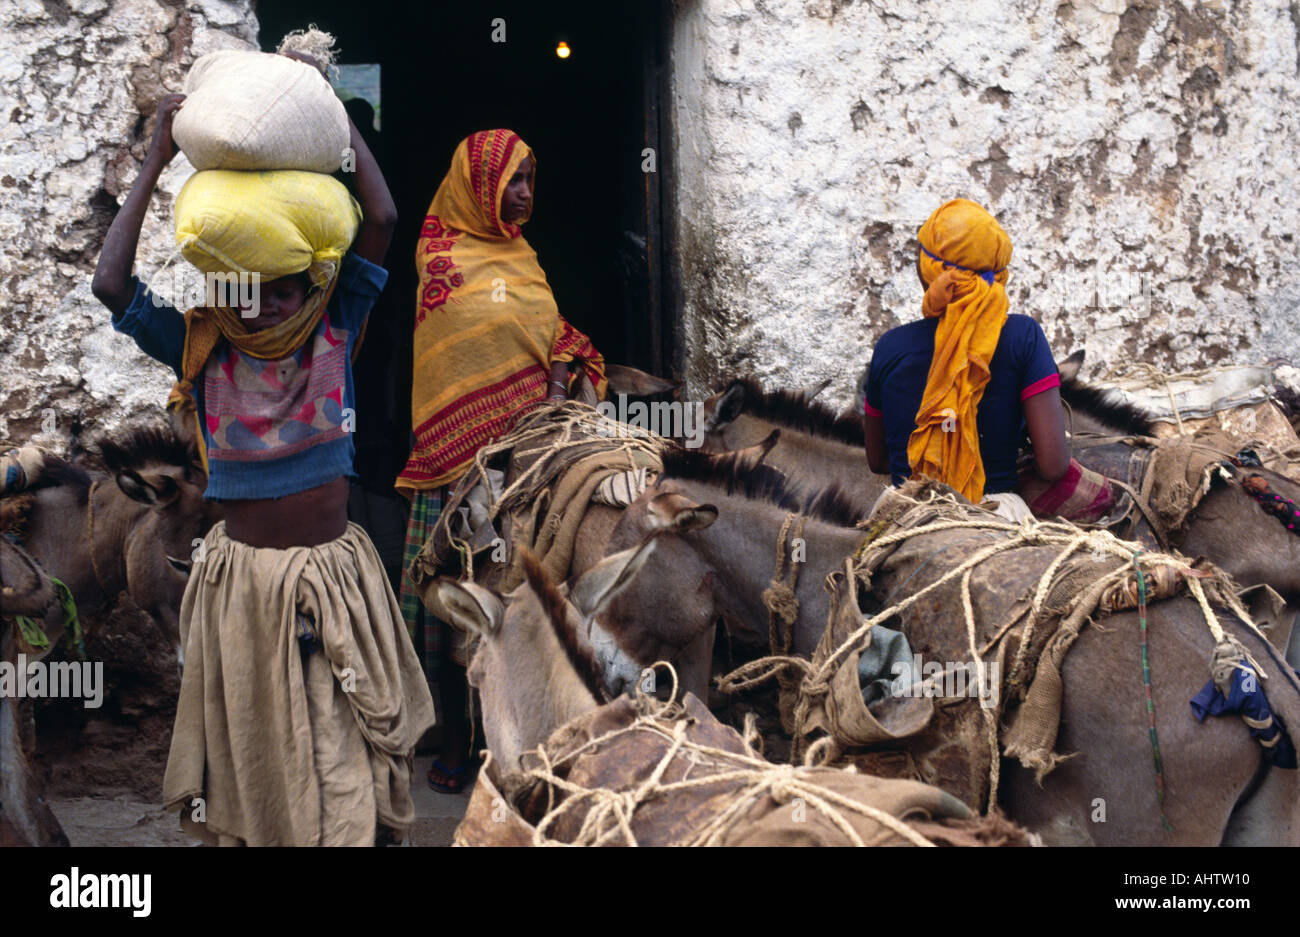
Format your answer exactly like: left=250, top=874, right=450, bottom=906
left=173, top=50, right=349, bottom=173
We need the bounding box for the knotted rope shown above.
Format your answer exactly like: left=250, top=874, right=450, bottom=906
left=519, top=662, right=938, bottom=847
left=85, top=480, right=113, bottom=596
left=717, top=489, right=1271, bottom=812
left=441, top=403, right=671, bottom=582
left=763, top=512, right=807, bottom=655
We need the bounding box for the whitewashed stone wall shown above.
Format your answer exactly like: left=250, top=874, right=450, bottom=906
left=669, top=0, right=1300, bottom=409
left=0, top=0, right=255, bottom=449
left=4, top=0, right=1297, bottom=438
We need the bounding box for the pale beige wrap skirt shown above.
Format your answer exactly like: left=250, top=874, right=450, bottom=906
left=163, top=521, right=435, bottom=846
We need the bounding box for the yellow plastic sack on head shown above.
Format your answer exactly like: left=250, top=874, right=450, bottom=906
left=174, top=169, right=361, bottom=287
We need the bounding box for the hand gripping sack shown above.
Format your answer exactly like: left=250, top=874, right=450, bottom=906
left=174, top=170, right=361, bottom=286
left=173, top=50, right=350, bottom=173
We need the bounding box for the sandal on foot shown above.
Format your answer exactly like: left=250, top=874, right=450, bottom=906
left=427, top=758, right=471, bottom=794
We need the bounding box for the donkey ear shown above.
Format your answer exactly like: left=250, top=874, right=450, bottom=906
left=569, top=538, right=658, bottom=621
left=115, top=470, right=181, bottom=509
left=643, top=492, right=718, bottom=533
left=798, top=377, right=833, bottom=401
left=727, top=429, right=781, bottom=470
left=571, top=371, right=599, bottom=407
left=704, top=381, right=747, bottom=432
left=165, top=554, right=193, bottom=576
left=1058, top=350, right=1085, bottom=382
left=605, top=363, right=679, bottom=398
left=434, top=579, right=505, bottom=637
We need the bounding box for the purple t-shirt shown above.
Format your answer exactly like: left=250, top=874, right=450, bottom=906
left=865, top=313, right=1059, bottom=493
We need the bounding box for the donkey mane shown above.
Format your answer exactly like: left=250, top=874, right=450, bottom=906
left=517, top=546, right=606, bottom=702
left=4, top=450, right=92, bottom=505
left=804, top=483, right=872, bottom=525
left=96, top=420, right=197, bottom=476
left=36, top=455, right=93, bottom=501
left=723, top=377, right=866, bottom=448
left=1059, top=376, right=1158, bottom=436
left=659, top=447, right=865, bottom=526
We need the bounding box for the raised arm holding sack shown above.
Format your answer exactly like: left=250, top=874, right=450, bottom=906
left=91, top=43, right=434, bottom=846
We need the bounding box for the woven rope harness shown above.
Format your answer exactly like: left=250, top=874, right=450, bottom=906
left=762, top=512, right=807, bottom=656
left=519, top=663, right=937, bottom=847
left=718, top=493, right=1269, bottom=818
left=85, top=480, right=113, bottom=596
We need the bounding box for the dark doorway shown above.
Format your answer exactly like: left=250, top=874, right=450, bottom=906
left=255, top=0, right=673, bottom=496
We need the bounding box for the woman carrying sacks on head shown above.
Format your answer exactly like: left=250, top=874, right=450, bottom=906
left=91, top=57, right=434, bottom=846
left=396, top=129, right=607, bottom=793
left=863, top=199, right=1070, bottom=519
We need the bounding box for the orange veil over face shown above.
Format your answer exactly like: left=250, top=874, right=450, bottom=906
left=905, top=198, right=1013, bottom=503
left=396, top=129, right=606, bottom=495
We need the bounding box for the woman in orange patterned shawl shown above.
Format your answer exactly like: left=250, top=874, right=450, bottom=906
left=397, top=129, right=605, bottom=792
left=396, top=129, right=606, bottom=494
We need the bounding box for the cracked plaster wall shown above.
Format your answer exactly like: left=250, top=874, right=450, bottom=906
left=0, top=0, right=256, bottom=450
left=670, top=0, right=1300, bottom=408
left=4, top=0, right=1297, bottom=440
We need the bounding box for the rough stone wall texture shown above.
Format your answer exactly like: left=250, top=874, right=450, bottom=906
left=669, top=0, right=1300, bottom=410
left=0, top=0, right=256, bottom=451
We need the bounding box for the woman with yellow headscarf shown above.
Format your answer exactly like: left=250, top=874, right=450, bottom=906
left=396, top=128, right=606, bottom=792
left=863, top=199, right=1068, bottom=514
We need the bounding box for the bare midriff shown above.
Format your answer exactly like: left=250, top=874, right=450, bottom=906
left=222, top=476, right=350, bottom=549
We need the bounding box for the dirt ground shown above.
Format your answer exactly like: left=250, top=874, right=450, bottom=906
left=35, top=598, right=472, bottom=847
left=48, top=755, right=472, bottom=847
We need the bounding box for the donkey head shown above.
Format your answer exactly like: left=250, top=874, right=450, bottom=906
left=97, top=422, right=216, bottom=635
left=1055, top=350, right=1158, bottom=438
left=604, top=363, right=681, bottom=401
left=581, top=484, right=726, bottom=699
left=436, top=539, right=659, bottom=774
left=702, top=379, right=760, bottom=451
left=702, top=377, right=865, bottom=455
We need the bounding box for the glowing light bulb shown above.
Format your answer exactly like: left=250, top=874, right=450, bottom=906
left=555, top=41, right=571, bottom=59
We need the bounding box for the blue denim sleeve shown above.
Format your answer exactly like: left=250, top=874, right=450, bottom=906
left=111, top=278, right=186, bottom=378
left=329, top=252, right=390, bottom=333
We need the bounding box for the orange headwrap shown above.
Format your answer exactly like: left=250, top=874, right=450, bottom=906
left=905, top=198, right=1013, bottom=503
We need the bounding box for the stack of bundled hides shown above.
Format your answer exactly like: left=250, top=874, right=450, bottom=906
left=171, top=49, right=359, bottom=289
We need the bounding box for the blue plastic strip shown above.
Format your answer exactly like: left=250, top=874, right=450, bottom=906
left=919, top=245, right=1003, bottom=285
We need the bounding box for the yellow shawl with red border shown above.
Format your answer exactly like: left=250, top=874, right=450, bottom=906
left=905, top=198, right=1013, bottom=503
left=396, top=129, right=606, bottom=495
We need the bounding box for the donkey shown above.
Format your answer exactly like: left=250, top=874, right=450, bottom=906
left=0, top=544, right=68, bottom=846
left=583, top=451, right=1300, bottom=844
left=702, top=377, right=888, bottom=508
left=0, top=637, right=69, bottom=845
left=433, top=541, right=660, bottom=774
left=13, top=421, right=217, bottom=649
left=437, top=539, right=1033, bottom=847
left=1, top=421, right=213, bottom=845
left=1056, top=353, right=1300, bottom=662
left=706, top=372, right=1300, bottom=663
